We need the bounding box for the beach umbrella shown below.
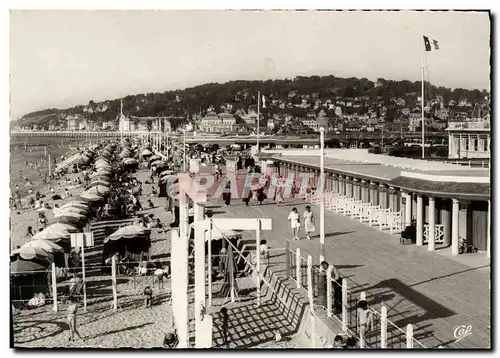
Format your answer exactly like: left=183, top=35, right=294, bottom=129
left=103, top=225, right=150, bottom=244
left=123, top=158, right=138, bottom=165
left=86, top=185, right=111, bottom=196
left=55, top=209, right=87, bottom=219
left=24, top=239, right=63, bottom=254
left=44, top=223, right=79, bottom=233
left=149, top=155, right=162, bottom=162
left=11, top=259, right=48, bottom=275
left=58, top=206, right=89, bottom=215
left=96, top=170, right=112, bottom=176
left=141, top=149, right=153, bottom=157
left=32, top=223, right=78, bottom=242
left=155, top=162, right=168, bottom=170
left=19, top=245, right=51, bottom=261
left=160, top=170, right=176, bottom=177
left=151, top=160, right=165, bottom=167
left=79, top=191, right=105, bottom=202
left=61, top=201, right=90, bottom=210
left=89, top=179, right=110, bottom=187
left=89, top=172, right=110, bottom=180
left=36, top=207, right=49, bottom=213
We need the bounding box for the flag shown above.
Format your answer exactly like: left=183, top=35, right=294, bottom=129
left=262, top=95, right=266, bottom=109
left=423, top=36, right=439, bottom=51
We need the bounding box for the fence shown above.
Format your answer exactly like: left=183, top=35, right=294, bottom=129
left=284, top=246, right=427, bottom=349
left=11, top=257, right=172, bottom=313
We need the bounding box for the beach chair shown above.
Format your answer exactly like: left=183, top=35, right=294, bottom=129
left=61, top=278, right=84, bottom=303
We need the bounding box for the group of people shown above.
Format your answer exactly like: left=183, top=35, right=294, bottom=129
left=287, top=206, right=316, bottom=240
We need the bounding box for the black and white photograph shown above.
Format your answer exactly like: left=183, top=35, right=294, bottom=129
left=8, top=8, right=491, bottom=350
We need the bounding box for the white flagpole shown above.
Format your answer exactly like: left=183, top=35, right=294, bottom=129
left=421, top=39, right=425, bottom=159
left=120, top=99, right=123, bottom=143
left=257, top=91, right=260, bottom=153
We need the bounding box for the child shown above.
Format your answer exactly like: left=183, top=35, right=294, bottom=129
left=144, top=286, right=153, bottom=308
left=66, top=298, right=84, bottom=342
left=357, top=300, right=374, bottom=343
left=220, top=307, right=229, bottom=347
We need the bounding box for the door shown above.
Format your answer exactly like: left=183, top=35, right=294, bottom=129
left=470, top=201, right=488, bottom=251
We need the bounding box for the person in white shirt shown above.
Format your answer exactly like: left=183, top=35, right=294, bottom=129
left=287, top=207, right=300, bottom=240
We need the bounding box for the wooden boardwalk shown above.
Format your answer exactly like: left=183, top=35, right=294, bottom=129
left=208, top=196, right=491, bottom=348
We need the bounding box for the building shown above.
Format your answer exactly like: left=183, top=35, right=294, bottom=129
left=447, top=118, right=490, bottom=159
left=257, top=149, right=490, bottom=258
left=198, top=112, right=237, bottom=134
left=118, top=115, right=131, bottom=132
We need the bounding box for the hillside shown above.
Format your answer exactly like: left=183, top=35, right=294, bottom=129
left=15, top=75, right=490, bottom=129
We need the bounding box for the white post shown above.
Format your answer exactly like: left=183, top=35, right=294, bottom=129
left=428, top=197, right=436, bottom=251
left=416, top=195, right=423, bottom=246
left=296, top=248, right=301, bottom=288
left=257, top=91, right=260, bottom=153
left=421, top=44, right=425, bottom=159
left=256, top=219, right=261, bottom=306
left=381, top=306, right=388, bottom=348
left=51, top=262, right=57, bottom=312
left=487, top=199, right=491, bottom=259
left=451, top=199, right=459, bottom=256
left=111, top=255, right=117, bottom=310
left=48, top=154, right=51, bottom=177
left=406, top=324, right=414, bottom=348
left=194, top=203, right=206, bottom=347
left=207, top=221, right=213, bottom=306
left=319, top=127, right=325, bottom=263
left=341, top=279, right=348, bottom=332
left=307, top=255, right=313, bottom=309
left=183, top=130, right=186, bottom=172
left=81, top=244, right=87, bottom=312
left=326, top=266, right=333, bottom=318
left=405, top=192, right=412, bottom=226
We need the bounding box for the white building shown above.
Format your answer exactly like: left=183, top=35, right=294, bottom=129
left=447, top=118, right=490, bottom=159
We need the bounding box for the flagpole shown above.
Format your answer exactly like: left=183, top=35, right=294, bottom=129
left=257, top=91, right=260, bottom=153
left=120, top=99, right=123, bottom=144
left=421, top=38, right=425, bottom=159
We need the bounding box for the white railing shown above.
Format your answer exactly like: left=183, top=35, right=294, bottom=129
left=303, top=191, right=404, bottom=235
left=423, top=224, right=445, bottom=244
left=288, top=248, right=426, bottom=349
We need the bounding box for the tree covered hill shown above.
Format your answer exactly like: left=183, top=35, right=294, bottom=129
left=15, top=75, right=489, bottom=128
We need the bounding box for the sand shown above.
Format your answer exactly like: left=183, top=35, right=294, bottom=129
left=11, top=144, right=184, bottom=348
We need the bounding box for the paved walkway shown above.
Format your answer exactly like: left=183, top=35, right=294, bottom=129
left=208, top=194, right=491, bottom=348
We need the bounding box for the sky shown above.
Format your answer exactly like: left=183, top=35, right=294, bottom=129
left=9, top=10, right=491, bottom=119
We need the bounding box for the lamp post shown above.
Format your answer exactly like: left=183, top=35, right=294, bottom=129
left=318, top=117, right=328, bottom=263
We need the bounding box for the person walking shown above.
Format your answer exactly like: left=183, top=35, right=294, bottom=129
left=287, top=207, right=300, bottom=240
left=222, top=180, right=231, bottom=207
left=303, top=206, right=315, bottom=240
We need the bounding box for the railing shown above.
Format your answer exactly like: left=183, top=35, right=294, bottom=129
left=305, top=191, right=404, bottom=235
left=423, top=224, right=445, bottom=244
left=285, top=246, right=427, bottom=349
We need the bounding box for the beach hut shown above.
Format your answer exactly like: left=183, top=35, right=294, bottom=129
left=11, top=259, right=50, bottom=308
left=102, top=225, right=152, bottom=262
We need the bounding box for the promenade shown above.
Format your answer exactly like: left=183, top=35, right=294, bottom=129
left=208, top=194, right=490, bottom=348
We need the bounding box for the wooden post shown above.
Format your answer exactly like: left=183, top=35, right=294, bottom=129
left=256, top=219, right=261, bottom=307
left=406, top=324, right=414, bottom=348
left=194, top=203, right=206, bottom=347
left=51, top=262, right=58, bottom=312
left=341, top=280, right=348, bottom=332
left=326, top=265, right=333, bottom=317
left=207, top=221, right=212, bottom=306
left=111, top=255, right=118, bottom=311
left=81, top=244, right=87, bottom=312
left=48, top=154, right=51, bottom=177
left=380, top=306, right=387, bottom=348
left=296, top=248, right=301, bottom=288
